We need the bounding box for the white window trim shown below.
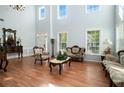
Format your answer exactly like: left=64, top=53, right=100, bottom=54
left=116, top=22, right=124, bottom=52
left=85, top=27, right=102, bottom=55
left=57, top=32, right=68, bottom=52
left=119, top=5, right=124, bottom=21
left=85, top=5, right=100, bottom=14
left=39, top=6, right=45, bottom=20
left=57, top=5, right=68, bottom=20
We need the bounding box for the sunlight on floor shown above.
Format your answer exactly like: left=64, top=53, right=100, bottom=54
left=4, top=77, right=13, bottom=81
left=40, top=83, right=56, bottom=87
left=48, top=83, right=56, bottom=87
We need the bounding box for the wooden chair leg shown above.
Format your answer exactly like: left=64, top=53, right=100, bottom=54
left=105, top=70, right=108, bottom=77
left=101, top=63, right=105, bottom=71
left=109, top=78, right=116, bottom=87
left=81, top=58, right=83, bottom=62
left=40, top=59, right=43, bottom=65
left=103, top=66, right=105, bottom=71
left=109, top=79, right=113, bottom=87
left=34, top=59, right=37, bottom=64
left=48, top=58, right=49, bottom=63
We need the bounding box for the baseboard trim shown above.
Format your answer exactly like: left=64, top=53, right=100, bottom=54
left=7, top=53, right=33, bottom=59
left=84, top=59, right=101, bottom=63
left=7, top=47, right=33, bottom=59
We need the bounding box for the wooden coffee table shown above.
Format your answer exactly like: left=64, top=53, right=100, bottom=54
left=49, top=57, right=71, bottom=75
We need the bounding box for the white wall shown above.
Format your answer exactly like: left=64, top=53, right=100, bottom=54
left=0, top=5, right=35, bottom=58
left=0, top=5, right=115, bottom=61
left=35, top=5, right=51, bottom=53
left=115, top=6, right=124, bottom=52
left=36, top=5, right=115, bottom=61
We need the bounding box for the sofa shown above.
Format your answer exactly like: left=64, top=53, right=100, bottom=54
left=102, top=50, right=124, bottom=87
left=66, top=45, right=85, bottom=62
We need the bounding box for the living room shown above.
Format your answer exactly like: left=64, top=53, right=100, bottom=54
left=0, top=3, right=124, bottom=89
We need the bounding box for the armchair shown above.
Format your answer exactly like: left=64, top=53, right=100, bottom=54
left=33, top=46, right=49, bottom=65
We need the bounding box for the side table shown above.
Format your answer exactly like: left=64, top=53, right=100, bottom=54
left=49, top=57, right=71, bottom=75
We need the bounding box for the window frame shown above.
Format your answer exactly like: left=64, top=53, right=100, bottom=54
left=119, top=5, right=124, bottom=21
left=39, top=6, right=45, bottom=20
left=85, top=5, right=100, bottom=14
left=57, top=5, right=68, bottom=20
left=85, top=28, right=101, bottom=55
left=36, top=33, right=48, bottom=52
left=57, top=32, right=68, bottom=52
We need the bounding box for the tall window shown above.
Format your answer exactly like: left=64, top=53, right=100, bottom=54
left=86, top=5, right=99, bottom=13
left=39, top=6, right=45, bottom=20
left=116, top=6, right=124, bottom=51
left=86, top=30, right=100, bottom=54
left=58, top=32, right=67, bottom=51
left=36, top=33, right=48, bottom=52
left=119, top=5, right=124, bottom=21
left=57, top=5, right=67, bottom=19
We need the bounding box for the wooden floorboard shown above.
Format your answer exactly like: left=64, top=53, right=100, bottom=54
left=0, top=56, right=110, bottom=87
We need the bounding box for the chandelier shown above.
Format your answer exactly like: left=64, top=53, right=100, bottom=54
left=10, top=5, right=25, bottom=11
left=0, top=18, right=4, bottom=21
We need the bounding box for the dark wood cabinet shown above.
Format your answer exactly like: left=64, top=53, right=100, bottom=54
left=2, top=28, right=23, bottom=59
left=6, top=46, right=23, bottom=59
left=0, top=45, right=8, bottom=72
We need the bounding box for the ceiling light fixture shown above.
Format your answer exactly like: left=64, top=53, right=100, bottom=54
left=0, top=18, right=4, bottom=21
left=10, top=5, right=25, bottom=11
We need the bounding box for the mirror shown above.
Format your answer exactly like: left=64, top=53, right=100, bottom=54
left=2, top=28, right=16, bottom=47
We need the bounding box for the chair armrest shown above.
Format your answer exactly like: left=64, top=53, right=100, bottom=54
left=105, top=54, right=119, bottom=62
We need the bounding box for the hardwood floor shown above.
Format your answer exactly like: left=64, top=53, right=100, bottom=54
left=0, top=56, right=110, bottom=87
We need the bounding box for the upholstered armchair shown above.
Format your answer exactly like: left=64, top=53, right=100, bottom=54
left=33, top=46, right=49, bottom=65
left=66, top=45, right=85, bottom=62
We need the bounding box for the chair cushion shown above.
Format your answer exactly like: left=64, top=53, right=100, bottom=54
left=35, top=54, right=41, bottom=59
left=109, top=68, right=124, bottom=86
left=106, top=63, right=124, bottom=73
left=72, top=47, right=80, bottom=54
left=42, top=55, right=49, bottom=59
left=35, top=49, right=43, bottom=54
left=103, top=60, right=120, bottom=66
